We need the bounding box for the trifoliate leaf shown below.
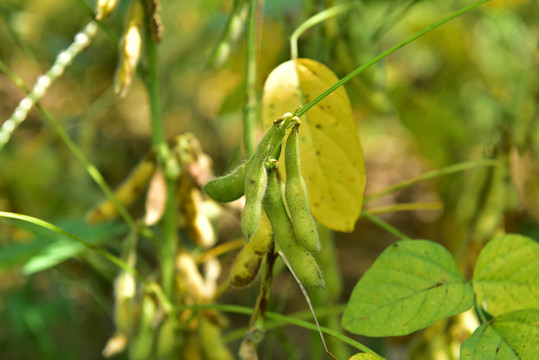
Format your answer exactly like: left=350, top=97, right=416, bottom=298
left=460, top=308, right=539, bottom=360
left=342, top=240, right=474, bottom=336
left=473, top=234, right=539, bottom=317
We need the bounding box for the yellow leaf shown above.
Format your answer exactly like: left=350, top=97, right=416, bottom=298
left=262, top=58, right=365, bottom=232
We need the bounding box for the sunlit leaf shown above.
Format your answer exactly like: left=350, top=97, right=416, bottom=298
left=473, top=234, right=539, bottom=317
left=342, top=240, right=474, bottom=336
left=262, top=58, right=366, bottom=232
left=460, top=308, right=539, bottom=360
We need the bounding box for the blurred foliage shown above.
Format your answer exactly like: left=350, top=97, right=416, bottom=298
left=0, top=0, right=538, bottom=359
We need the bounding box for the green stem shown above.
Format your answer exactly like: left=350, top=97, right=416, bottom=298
left=361, top=211, right=411, bottom=240
left=161, top=176, right=178, bottom=299
left=243, top=0, right=260, bottom=157
left=145, top=27, right=178, bottom=300
left=296, top=0, right=490, bottom=118
left=364, top=159, right=499, bottom=204
left=366, top=202, right=443, bottom=215
left=371, top=0, right=420, bottom=41
left=0, top=59, right=136, bottom=231
left=290, top=3, right=357, bottom=60
left=206, top=0, right=246, bottom=67
left=248, top=244, right=274, bottom=328
left=146, top=38, right=169, bottom=163
left=225, top=304, right=347, bottom=342
left=175, top=303, right=379, bottom=356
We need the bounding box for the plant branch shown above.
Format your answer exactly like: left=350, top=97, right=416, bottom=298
left=0, top=59, right=137, bottom=230
left=175, top=303, right=380, bottom=356
left=364, top=159, right=499, bottom=204
left=361, top=211, right=411, bottom=240
left=290, top=3, right=357, bottom=60
left=145, top=25, right=179, bottom=301
left=243, top=0, right=261, bottom=157
left=296, top=0, right=490, bottom=118
left=366, top=202, right=443, bottom=215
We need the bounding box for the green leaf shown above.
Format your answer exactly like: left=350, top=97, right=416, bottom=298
left=22, top=219, right=126, bottom=275
left=262, top=58, right=366, bottom=232
left=342, top=240, right=474, bottom=337
left=349, top=353, right=385, bottom=360
left=473, top=234, right=539, bottom=317
left=460, top=308, right=539, bottom=360
left=0, top=217, right=126, bottom=274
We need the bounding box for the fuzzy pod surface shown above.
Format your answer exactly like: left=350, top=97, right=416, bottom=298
left=203, top=157, right=252, bottom=203
left=230, top=211, right=273, bottom=287
left=284, top=125, right=321, bottom=253
left=263, top=170, right=324, bottom=288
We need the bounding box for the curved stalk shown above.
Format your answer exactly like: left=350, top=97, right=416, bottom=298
left=296, top=0, right=490, bottom=118
left=290, top=3, right=357, bottom=60
left=0, top=59, right=137, bottom=231
left=145, top=28, right=179, bottom=301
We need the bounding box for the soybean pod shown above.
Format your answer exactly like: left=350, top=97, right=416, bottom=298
left=241, top=112, right=293, bottom=241
left=229, top=211, right=273, bottom=288
left=285, top=123, right=321, bottom=253
left=203, top=157, right=253, bottom=203
left=263, top=168, right=324, bottom=288
left=242, top=161, right=267, bottom=242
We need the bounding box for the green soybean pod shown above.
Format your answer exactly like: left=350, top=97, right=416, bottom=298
left=263, top=169, right=324, bottom=288
left=282, top=237, right=325, bottom=289
left=240, top=114, right=290, bottom=240
left=202, top=109, right=291, bottom=204
left=203, top=157, right=253, bottom=202
left=241, top=161, right=267, bottom=241
left=285, top=124, right=321, bottom=253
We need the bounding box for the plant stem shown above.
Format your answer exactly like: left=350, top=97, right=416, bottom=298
left=145, top=28, right=178, bottom=301
left=0, top=21, right=98, bottom=150
left=175, top=303, right=380, bottom=356
left=243, top=0, right=260, bottom=157
left=296, top=0, right=490, bottom=118
left=364, top=159, right=499, bottom=203
left=146, top=39, right=169, bottom=164
left=206, top=0, right=246, bottom=67
left=361, top=211, right=411, bottom=240
left=366, top=202, right=443, bottom=215
left=225, top=304, right=347, bottom=342
left=248, top=245, right=274, bottom=328
left=290, top=3, right=356, bottom=60
left=0, top=59, right=137, bottom=231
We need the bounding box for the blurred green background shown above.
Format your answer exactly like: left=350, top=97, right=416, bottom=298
left=0, top=0, right=537, bottom=359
